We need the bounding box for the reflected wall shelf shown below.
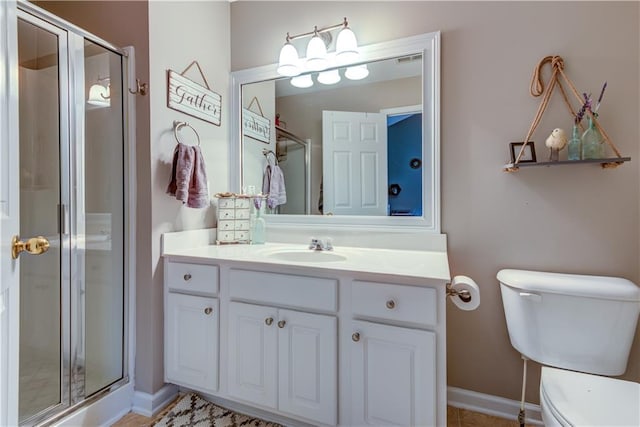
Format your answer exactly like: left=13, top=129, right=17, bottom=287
left=503, top=157, right=631, bottom=172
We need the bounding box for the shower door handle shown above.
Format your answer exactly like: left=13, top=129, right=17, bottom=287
left=11, top=235, right=50, bottom=259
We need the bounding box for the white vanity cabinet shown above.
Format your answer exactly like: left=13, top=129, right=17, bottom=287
left=164, top=261, right=220, bottom=394
left=227, top=302, right=337, bottom=425
left=227, top=268, right=338, bottom=425
left=349, top=280, right=439, bottom=426
left=162, top=241, right=449, bottom=427
left=350, top=321, right=436, bottom=426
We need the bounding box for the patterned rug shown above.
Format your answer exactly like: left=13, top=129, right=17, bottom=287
left=152, top=393, right=284, bottom=427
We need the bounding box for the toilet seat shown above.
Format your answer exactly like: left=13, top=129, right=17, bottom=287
left=540, top=366, right=640, bottom=426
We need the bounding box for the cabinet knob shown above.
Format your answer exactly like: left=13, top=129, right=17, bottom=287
left=265, top=317, right=274, bottom=326
left=204, top=307, right=213, bottom=315
left=352, top=332, right=361, bottom=342
left=277, top=320, right=286, bottom=329
left=183, top=273, right=192, bottom=281
left=386, top=299, right=396, bottom=309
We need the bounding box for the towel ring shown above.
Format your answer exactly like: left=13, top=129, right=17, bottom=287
left=173, top=120, right=201, bottom=146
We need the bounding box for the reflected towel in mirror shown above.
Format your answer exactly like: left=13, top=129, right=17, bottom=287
left=262, top=155, right=286, bottom=209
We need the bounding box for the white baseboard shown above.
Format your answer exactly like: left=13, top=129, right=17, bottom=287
left=129, top=384, right=542, bottom=425
left=131, top=383, right=179, bottom=418
left=447, top=386, right=543, bottom=425
left=52, top=382, right=134, bottom=427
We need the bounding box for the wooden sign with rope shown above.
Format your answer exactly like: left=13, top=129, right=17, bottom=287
left=505, top=55, right=624, bottom=172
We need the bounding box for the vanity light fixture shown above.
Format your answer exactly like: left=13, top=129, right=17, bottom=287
left=290, top=74, right=313, bottom=88
left=344, top=64, right=369, bottom=80
left=276, top=17, right=359, bottom=76
left=317, top=69, right=341, bottom=85
left=277, top=41, right=300, bottom=77
left=305, top=28, right=329, bottom=71
left=87, top=76, right=110, bottom=107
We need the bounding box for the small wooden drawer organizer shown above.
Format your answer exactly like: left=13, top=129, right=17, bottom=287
left=215, top=195, right=251, bottom=244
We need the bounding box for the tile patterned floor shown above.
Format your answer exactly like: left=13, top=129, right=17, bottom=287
left=111, top=402, right=527, bottom=426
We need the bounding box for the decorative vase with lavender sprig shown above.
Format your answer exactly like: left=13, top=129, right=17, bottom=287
left=251, top=195, right=266, bottom=244
left=567, top=100, right=587, bottom=160
left=581, top=83, right=607, bottom=160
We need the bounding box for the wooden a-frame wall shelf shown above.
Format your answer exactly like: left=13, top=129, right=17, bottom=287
left=503, top=157, right=631, bottom=172
left=504, top=55, right=630, bottom=173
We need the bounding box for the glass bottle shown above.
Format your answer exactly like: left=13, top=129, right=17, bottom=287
left=252, top=199, right=266, bottom=244
left=567, top=124, right=581, bottom=160
left=581, top=116, right=605, bottom=160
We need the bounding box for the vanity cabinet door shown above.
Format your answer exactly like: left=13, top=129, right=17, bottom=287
left=350, top=320, right=436, bottom=427
left=227, top=302, right=278, bottom=409
left=165, top=293, right=218, bottom=393
left=277, top=309, right=337, bottom=425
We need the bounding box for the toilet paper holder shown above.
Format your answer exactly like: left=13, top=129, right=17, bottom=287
left=446, top=283, right=472, bottom=303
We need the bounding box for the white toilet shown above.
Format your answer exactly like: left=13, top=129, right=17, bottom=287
left=498, top=269, right=640, bottom=426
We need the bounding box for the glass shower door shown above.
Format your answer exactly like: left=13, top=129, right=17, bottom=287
left=16, top=12, right=69, bottom=424
left=80, top=38, right=125, bottom=398
left=13, top=5, right=127, bottom=425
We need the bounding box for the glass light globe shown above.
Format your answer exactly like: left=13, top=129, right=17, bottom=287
left=345, top=64, right=369, bottom=81
left=290, top=74, right=313, bottom=88
left=335, top=26, right=359, bottom=65
left=317, top=69, right=341, bottom=85
left=305, top=35, right=328, bottom=71
left=277, top=42, right=301, bottom=77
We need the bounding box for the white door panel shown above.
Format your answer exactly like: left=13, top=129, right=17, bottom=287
left=227, top=302, right=278, bottom=409
left=166, top=293, right=218, bottom=393
left=350, top=321, right=436, bottom=426
left=278, top=309, right=337, bottom=425
left=322, top=111, right=387, bottom=216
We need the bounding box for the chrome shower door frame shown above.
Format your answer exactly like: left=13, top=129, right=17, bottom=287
left=0, top=1, right=132, bottom=425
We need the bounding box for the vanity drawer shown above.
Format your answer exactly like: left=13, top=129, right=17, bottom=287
left=235, top=198, right=251, bottom=209
left=351, top=281, right=437, bottom=326
left=234, top=230, right=250, bottom=241
left=235, top=209, right=250, bottom=220
left=219, top=209, right=235, bottom=220
left=218, top=220, right=235, bottom=231
left=234, top=220, right=250, bottom=231
left=229, top=269, right=337, bottom=311
left=218, top=198, right=235, bottom=209
left=166, top=262, right=219, bottom=295
left=217, top=230, right=235, bottom=242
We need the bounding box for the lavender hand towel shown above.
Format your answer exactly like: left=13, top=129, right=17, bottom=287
left=187, top=145, right=209, bottom=208
left=166, top=143, right=194, bottom=204
left=166, top=143, right=209, bottom=208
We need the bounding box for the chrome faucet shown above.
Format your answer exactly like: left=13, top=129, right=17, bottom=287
left=309, top=237, right=333, bottom=251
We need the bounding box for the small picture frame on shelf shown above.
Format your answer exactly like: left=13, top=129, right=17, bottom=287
left=509, top=141, right=537, bottom=163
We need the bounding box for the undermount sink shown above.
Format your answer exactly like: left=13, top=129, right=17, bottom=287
left=266, top=250, right=347, bottom=263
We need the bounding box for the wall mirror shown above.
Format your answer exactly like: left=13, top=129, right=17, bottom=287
left=230, top=31, right=440, bottom=232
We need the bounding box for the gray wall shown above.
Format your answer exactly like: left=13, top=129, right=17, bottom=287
left=231, top=1, right=640, bottom=404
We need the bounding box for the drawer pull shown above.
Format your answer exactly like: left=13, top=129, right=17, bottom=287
left=265, top=317, right=274, bottom=326
left=277, top=320, right=286, bottom=329
left=204, top=307, right=213, bottom=315
left=352, top=332, right=361, bottom=342
left=183, top=273, right=192, bottom=281
left=386, top=299, right=396, bottom=309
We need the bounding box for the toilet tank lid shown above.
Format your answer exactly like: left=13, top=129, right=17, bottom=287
left=497, top=269, right=640, bottom=301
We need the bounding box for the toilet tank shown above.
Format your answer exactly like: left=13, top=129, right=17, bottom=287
left=498, top=269, right=640, bottom=376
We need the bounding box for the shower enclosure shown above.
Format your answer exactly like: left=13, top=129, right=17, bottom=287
left=1, top=1, right=131, bottom=425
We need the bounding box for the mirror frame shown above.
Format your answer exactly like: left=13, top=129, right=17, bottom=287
left=230, top=31, right=441, bottom=232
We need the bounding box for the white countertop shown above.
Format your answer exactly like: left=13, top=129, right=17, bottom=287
left=163, top=242, right=451, bottom=282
